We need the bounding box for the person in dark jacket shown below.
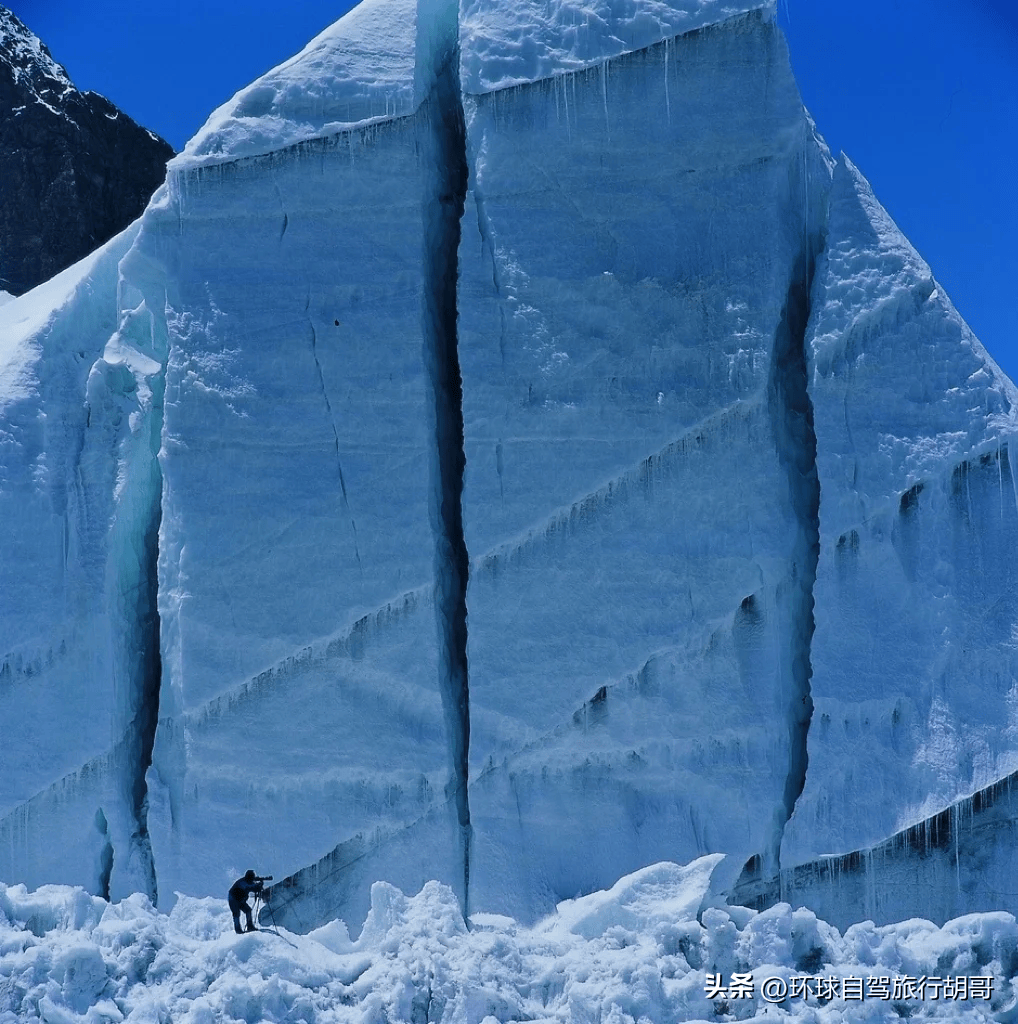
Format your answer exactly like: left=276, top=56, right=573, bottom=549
left=228, top=870, right=265, bottom=934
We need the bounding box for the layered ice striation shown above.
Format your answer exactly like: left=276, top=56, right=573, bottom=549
left=3, top=0, right=1018, bottom=934
left=457, top=10, right=829, bottom=918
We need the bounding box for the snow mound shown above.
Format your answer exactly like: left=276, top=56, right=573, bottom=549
left=460, top=0, right=775, bottom=94
left=540, top=856, right=724, bottom=941
left=172, top=0, right=417, bottom=171
left=1, top=858, right=1014, bottom=1022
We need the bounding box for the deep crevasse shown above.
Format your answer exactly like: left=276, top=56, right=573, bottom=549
left=418, top=0, right=474, bottom=914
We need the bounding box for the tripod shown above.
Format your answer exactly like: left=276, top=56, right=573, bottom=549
left=251, top=891, right=298, bottom=948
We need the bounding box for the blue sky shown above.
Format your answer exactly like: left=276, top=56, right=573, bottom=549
left=11, top=0, right=1016, bottom=381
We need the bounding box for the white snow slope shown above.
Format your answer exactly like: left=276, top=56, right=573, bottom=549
left=2, top=856, right=1016, bottom=1024
left=3, top=0, right=1018, bottom=949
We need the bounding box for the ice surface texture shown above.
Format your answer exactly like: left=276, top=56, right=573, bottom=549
left=1, top=858, right=1014, bottom=1023
left=459, top=0, right=772, bottom=92
left=3, top=0, right=1018, bottom=937
left=0, top=221, right=164, bottom=901
left=782, top=157, right=1018, bottom=869
left=456, top=12, right=830, bottom=918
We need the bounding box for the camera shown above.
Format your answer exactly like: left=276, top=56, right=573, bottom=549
left=256, top=875, right=273, bottom=882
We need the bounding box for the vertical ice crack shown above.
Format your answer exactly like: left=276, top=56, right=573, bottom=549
left=309, top=320, right=363, bottom=573
left=417, top=0, right=472, bottom=916
left=101, top=324, right=167, bottom=903
left=767, top=241, right=821, bottom=873
left=126, top=465, right=163, bottom=904
left=98, top=275, right=172, bottom=903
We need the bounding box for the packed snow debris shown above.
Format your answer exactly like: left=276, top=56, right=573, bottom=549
left=1, top=857, right=1014, bottom=1023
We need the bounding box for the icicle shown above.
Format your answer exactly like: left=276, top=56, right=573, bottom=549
left=862, top=847, right=872, bottom=920
left=600, top=60, right=609, bottom=136
left=801, top=119, right=809, bottom=257
left=1007, top=438, right=1018, bottom=517
left=663, top=37, right=671, bottom=125
left=562, top=74, right=571, bottom=141
left=999, top=441, right=1005, bottom=519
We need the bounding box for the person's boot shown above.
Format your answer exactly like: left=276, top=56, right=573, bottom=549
left=246, top=923, right=257, bottom=932
left=234, top=926, right=244, bottom=935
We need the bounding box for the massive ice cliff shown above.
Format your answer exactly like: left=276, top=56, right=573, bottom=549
left=1, top=0, right=1016, bottom=934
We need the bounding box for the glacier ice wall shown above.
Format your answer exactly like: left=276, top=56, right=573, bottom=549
left=456, top=11, right=830, bottom=919
left=144, top=124, right=468, bottom=915
left=0, top=222, right=164, bottom=901
left=3, top=0, right=1018, bottom=935
left=781, top=156, right=1018, bottom=870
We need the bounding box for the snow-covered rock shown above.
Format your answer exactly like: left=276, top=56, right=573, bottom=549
left=0, top=8, right=172, bottom=295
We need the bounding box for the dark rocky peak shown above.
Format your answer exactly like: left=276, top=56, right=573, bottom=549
left=0, top=6, right=74, bottom=101
left=0, top=5, right=174, bottom=296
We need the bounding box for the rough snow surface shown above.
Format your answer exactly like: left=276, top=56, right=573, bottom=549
left=806, top=156, right=1018, bottom=535
left=173, top=0, right=774, bottom=168
left=460, top=0, right=774, bottom=93
left=172, top=0, right=417, bottom=170
left=0, top=858, right=1013, bottom=1023
left=0, top=225, right=137, bottom=410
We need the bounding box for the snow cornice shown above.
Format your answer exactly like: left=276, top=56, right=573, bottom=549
left=171, top=0, right=775, bottom=172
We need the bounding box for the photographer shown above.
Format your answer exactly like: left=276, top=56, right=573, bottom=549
left=228, top=870, right=271, bottom=934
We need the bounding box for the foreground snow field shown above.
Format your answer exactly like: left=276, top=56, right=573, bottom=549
left=1, top=857, right=1015, bottom=1024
